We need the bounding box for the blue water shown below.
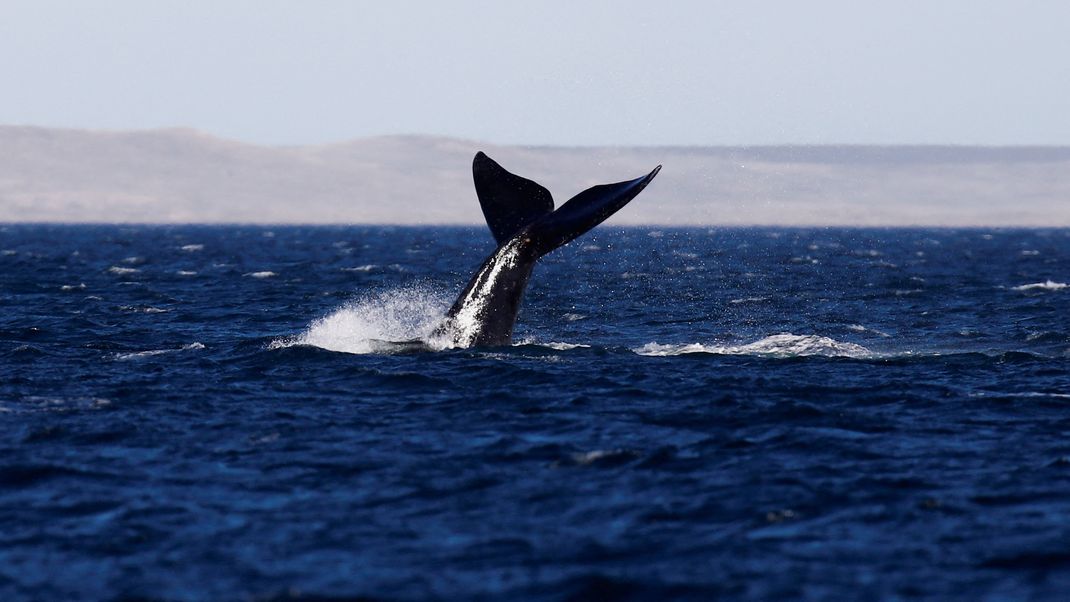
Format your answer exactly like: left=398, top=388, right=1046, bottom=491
left=2, top=224, right=1069, bottom=600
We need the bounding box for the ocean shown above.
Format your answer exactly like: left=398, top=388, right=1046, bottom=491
left=2, top=224, right=1069, bottom=600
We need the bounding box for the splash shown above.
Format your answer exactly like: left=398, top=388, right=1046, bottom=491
left=634, top=333, right=874, bottom=359
left=273, top=284, right=450, bottom=354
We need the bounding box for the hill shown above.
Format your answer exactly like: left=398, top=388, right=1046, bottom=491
left=2, top=126, right=1068, bottom=225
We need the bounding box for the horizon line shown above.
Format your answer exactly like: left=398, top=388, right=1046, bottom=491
left=4, top=123, right=1070, bottom=151
left=5, top=221, right=1069, bottom=230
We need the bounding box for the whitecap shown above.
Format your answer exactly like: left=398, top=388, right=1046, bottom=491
left=61, top=283, right=86, bottom=291
left=180, top=244, right=204, bottom=252
left=635, top=342, right=715, bottom=356
left=177, top=270, right=197, bottom=276
left=563, top=449, right=639, bottom=466
left=1012, top=280, right=1067, bottom=291
left=0, top=396, right=111, bottom=414
left=1019, top=392, right=1070, bottom=399
left=113, top=342, right=204, bottom=361
left=542, top=341, right=591, bottom=350
left=271, top=285, right=449, bottom=355
left=847, top=324, right=891, bottom=337
left=514, top=339, right=591, bottom=351
left=245, top=271, right=277, bottom=278
left=634, top=334, right=874, bottom=359
left=853, top=249, right=882, bottom=257
left=114, top=349, right=173, bottom=360
left=118, top=305, right=169, bottom=313
left=343, top=264, right=378, bottom=272
left=562, top=313, right=587, bottom=322
left=729, top=296, right=769, bottom=305
left=108, top=266, right=140, bottom=275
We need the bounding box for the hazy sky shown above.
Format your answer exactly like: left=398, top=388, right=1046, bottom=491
left=3, top=1, right=1069, bottom=146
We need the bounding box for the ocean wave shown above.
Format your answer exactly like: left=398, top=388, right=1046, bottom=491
left=848, top=324, right=891, bottom=337
left=729, top=296, right=769, bottom=305
left=1012, top=280, right=1067, bottom=291
left=342, top=263, right=406, bottom=273
left=971, top=391, right=1070, bottom=400
left=553, top=448, right=641, bottom=467
left=118, top=305, right=170, bottom=314
left=0, top=396, right=112, bottom=414
left=514, top=339, right=591, bottom=351
left=634, top=334, right=874, bottom=359
left=113, top=342, right=205, bottom=361
left=343, top=264, right=378, bottom=272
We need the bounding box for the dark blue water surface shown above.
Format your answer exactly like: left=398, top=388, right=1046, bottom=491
left=2, top=224, right=1069, bottom=601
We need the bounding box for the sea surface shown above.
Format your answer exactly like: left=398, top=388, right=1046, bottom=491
left=2, top=224, right=1069, bottom=601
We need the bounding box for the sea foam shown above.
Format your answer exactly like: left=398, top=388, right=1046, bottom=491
left=634, top=333, right=874, bottom=359
left=1012, top=280, right=1067, bottom=291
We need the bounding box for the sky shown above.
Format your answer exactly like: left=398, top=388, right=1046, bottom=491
left=2, top=0, right=1069, bottom=147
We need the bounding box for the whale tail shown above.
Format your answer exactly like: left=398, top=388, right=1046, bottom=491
left=473, top=152, right=661, bottom=256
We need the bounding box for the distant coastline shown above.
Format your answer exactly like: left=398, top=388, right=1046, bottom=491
left=3, top=126, right=1068, bottom=226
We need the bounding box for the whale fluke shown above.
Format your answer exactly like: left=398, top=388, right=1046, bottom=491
left=473, top=151, right=554, bottom=245
left=528, top=163, right=662, bottom=256
left=432, top=152, right=661, bottom=348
